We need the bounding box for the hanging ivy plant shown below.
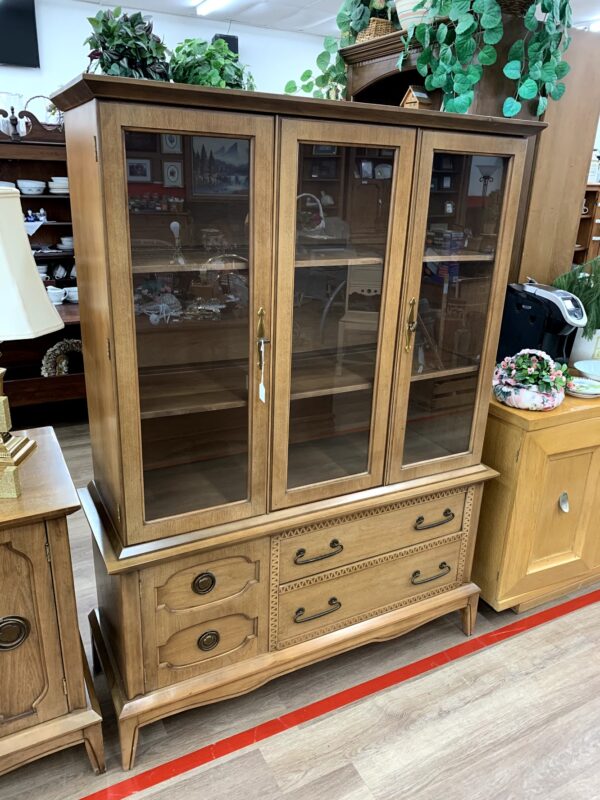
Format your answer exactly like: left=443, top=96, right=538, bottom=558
left=397, top=0, right=572, bottom=117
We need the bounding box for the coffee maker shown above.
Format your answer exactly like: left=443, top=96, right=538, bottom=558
left=497, top=279, right=587, bottom=362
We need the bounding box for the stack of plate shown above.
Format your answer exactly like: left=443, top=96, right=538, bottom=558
left=57, top=235, right=74, bottom=251
left=49, top=176, right=69, bottom=194
left=17, top=179, right=46, bottom=195
left=566, top=377, right=600, bottom=399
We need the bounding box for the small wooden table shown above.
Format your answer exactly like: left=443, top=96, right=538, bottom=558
left=0, top=427, right=104, bottom=775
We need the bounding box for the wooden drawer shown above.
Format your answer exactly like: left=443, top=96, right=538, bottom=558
left=274, top=532, right=467, bottom=649
left=140, top=539, right=270, bottom=689
left=275, top=488, right=468, bottom=584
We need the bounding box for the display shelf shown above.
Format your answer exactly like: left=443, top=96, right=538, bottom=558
left=295, top=255, right=383, bottom=268
left=56, top=304, right=81, bottom=324
left=287, top=430, right=369, bottom=489
left=423, top=252, right=495, bottom=262
left=18, top=194, right=71, bottom=200
left=33, top=251, right=74, bottom=259
left=132, top=257, right=249, bottom=274
left=410, top=365, right=479, bottom=382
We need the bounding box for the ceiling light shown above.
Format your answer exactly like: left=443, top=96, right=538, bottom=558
left=195, top=0, right=232, bottom=16
left=590, top=20, right=600, bottom=32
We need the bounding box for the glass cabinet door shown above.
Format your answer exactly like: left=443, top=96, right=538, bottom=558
left=100, top=107, right=273, bottom=540
left=388, top=132, right=527, bottom=483
left=271, top=120, right=416, bottom=510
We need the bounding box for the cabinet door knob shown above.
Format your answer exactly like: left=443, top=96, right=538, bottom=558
left=0, top=616, right=30, bottom=651
left=197, top=630, right=220, bottom=651
left=191, top=572, right=216, bottom=595
left=558, top=492, right=570, bottom=513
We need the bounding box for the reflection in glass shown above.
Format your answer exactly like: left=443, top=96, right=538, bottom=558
left=402, top=153, right=509, bottom=465
left=125, top=131, right=251, bottom=520
left=286, top=143, right=396, bottom=490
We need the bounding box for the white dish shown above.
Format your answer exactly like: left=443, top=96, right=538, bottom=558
left=20, top=187, right=45, bottom=195
left=49, top=182, right=69, bottom=188
left=49, top=188, right=69, bottom=194
left=51, top=177, right=69, bottom=183
left=574, top=360, right=600, bottom=381
left=17, top=179, right=45, bottom=188
left=0, top=180, right=16, bottom=188
left=56, top=243, right=74, bottom=250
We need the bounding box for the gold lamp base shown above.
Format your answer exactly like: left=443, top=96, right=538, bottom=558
left=0, top=368, right=37, bottom=499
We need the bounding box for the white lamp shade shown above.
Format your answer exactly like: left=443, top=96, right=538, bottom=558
left=0, top=187, right=64, bottom=340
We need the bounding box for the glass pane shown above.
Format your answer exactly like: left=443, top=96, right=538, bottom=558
left=287, top=143, right=396, bottom=490
left=124, top=131, right=251, bottom=520
left=403, top=153, right=509, bottom=466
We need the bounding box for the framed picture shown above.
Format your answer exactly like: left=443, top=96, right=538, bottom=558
left=126, top=158, right=152, bottom=183
left=161, top=134, right=182, bottom=154
left=359, top=159, right=373, bottom=180
left=191, top=136, right=250, bottom=196
left=163, top=161, right=184, bottom=188
left=313, top=144, right=338, bottom=155
left=442, top=175, right=453, bottom=189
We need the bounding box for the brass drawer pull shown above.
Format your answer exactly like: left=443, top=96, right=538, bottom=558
left=191, top=572, right=216, bottom=595
left=294, top=597, right=341, bottom=624
left=411, top=561, right=451, bottom=585
left=0, top=616, right=30, bottom=651
left=294, top=538, right=343, bottom=565
left=414, top=508, right=455, bottom=530
left=197, top=630, right=220, bottom=652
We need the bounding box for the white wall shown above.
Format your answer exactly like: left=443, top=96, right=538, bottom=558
left=0, top=0, right=324, bottom=116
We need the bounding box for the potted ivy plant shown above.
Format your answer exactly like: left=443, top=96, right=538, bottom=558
left=553, top=257, right=600, bottom=363
left=85, top=6, right=169, bottom=80
left=170, top=38, right=255, bottom=90
left=396, top=0, right=573, bottom=117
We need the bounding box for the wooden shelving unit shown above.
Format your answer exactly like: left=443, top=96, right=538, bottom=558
left=573, top=184, right=600, bottom=263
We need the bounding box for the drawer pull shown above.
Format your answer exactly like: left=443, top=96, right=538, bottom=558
left=411, top=561, right=451, bottom=585
left=197, top=630, right=220, bottom=652
left=294, top=597, right=341, bottom=624
left=0, top=616, right=30, bottom=651
left=294, top=538, right=343, bottom=565
left=191, top=572, right=216, bottom=595
left=559, top=492, right=570, bottom=513
left=414, top=508, right=455, bottom=531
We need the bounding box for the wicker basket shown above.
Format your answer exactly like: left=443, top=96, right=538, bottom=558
left=356, top=17, right=396, bottom=43
left=498, top=0, right=531, bottom=15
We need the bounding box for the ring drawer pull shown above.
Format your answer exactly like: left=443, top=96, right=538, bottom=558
left=197, top=630, right=220, bottom=652
left=0, top=616, right=30, bottom=651
left=294, top=539, right=343, bottom=565
left=294, top=597, right=342, bottom=624
left=414, top=508, right=455, bottom=531
left=411, top=561, right=451, bottom=585
left=191, top=572, right=216, bottom=595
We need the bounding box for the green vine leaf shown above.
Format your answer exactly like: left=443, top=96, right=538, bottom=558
left=550, top=81, right=566, bottom=100
left=483, top=24, right=503, bottom=44
left=503, top=97, right=522, bottom=117
left=541, top=62, right=557, bottom=81
left=323, top=35, right=338, bottom=53
left=316, top=51, right=331, bottom=72
left=453, top=91, right=474, bottom=113
left=436, top=22, right=449, bottom=43
left=508, top=40, right=525, bottom=61
left=555, top=60, right=570, bottom=79
left=518, top=78, right=538, bottom=99
left=536, top=96, right=548, bottom=116
left=503, top=59, right=522, bottom=79
left=478, top=44, right=497, bottom=65
left=449, top=0, right=471, bottom=21
left=300, top=69, right=312, bottom=82
left=456, top=14, right=475, bottom=34
left=524, top=4, right=538, bottom=31
left=456, top=36, right=476, bottom=62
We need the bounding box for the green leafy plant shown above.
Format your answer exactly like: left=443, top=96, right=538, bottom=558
left=494, top=349, right=569, bottom=391
left=553, top=257, right=600, bottom=339
left=285, top=0, right=399, bottom=99
left=170, top=38, right=255, bottom=90
left=397, top=0, right=572, bottom=117
left=85, top=6, right=169, bottom=80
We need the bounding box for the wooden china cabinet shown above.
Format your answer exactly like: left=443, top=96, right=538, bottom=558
left=53, top=74, right=540, bottom=769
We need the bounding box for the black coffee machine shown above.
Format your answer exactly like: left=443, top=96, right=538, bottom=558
left=497, top=279, right=587, bottom=362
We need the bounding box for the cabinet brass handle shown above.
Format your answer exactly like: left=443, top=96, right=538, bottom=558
left=191, top=572, right=216, bottom=595
left=558, top=492, right=570, bottom=513
left=414, top=508, right=455, bottom=530
left=411, top=561, right=451, bottom=585
left=197, top=630, right=220, bottom=652
left=294, top=539, right=343, bottom=565
left=405, top=297, right=417, bottom=352
left=0, top=616, right=30, bottom=651
left=294, top=597, right=342, bottom=624
left=257, top=306, right=271, bottom=371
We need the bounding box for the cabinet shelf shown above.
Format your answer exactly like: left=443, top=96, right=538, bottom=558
left=295, top=255, right=383, bottom=268
left=423, top=252, right=495, bottom=262
left=410, top=365, right=479, bottom=382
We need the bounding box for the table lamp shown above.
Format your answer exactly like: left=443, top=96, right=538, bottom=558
left=0, top=187, right=64, bottom=498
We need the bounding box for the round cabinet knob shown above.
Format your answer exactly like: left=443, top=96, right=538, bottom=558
left=191, top=572, right=216, bottom=595
left=0, top=616, right=30, bottom=651
left=197, top=630, right=220, bottom=652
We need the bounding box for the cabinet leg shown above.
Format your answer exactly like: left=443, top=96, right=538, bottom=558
left=119, top=717, right=140, bottom=771
left=83, top=723, right=106, bottom=774
left=461, top=592, right=479, bottom=637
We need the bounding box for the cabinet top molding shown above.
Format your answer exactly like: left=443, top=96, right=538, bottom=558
left=51, top=74, right=544, bottom=138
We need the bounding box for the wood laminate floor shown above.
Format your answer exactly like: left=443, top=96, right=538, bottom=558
left=1, top=422, right=600, bottom=800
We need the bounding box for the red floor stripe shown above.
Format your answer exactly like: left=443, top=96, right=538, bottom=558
left=80, top=587, right=600, bottom=800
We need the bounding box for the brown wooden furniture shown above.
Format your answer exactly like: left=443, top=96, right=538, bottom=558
left=0, top=427, right=104, bottom=776
left=0, top=110, right=85, bottom=412
left=53, top=73, right=539, bottom=770
left=574, top=184, right=600, bottom=264
left=474, top=397, right=600, bottom=613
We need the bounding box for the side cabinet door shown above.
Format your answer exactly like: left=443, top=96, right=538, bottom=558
left=98, top=105, right=275, bottom=544
left=500, top=420, right=600, bottom=601
left=388, top=131, right=527, bottom=484
left=0, top=524, right=68, bottom=737
left=271, top=119, right=416, bottom=510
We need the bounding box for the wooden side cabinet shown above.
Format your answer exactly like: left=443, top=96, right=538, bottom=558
left=0, top=427, right=104, bottom=776
left=473, top=398, right=600, bottom=612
